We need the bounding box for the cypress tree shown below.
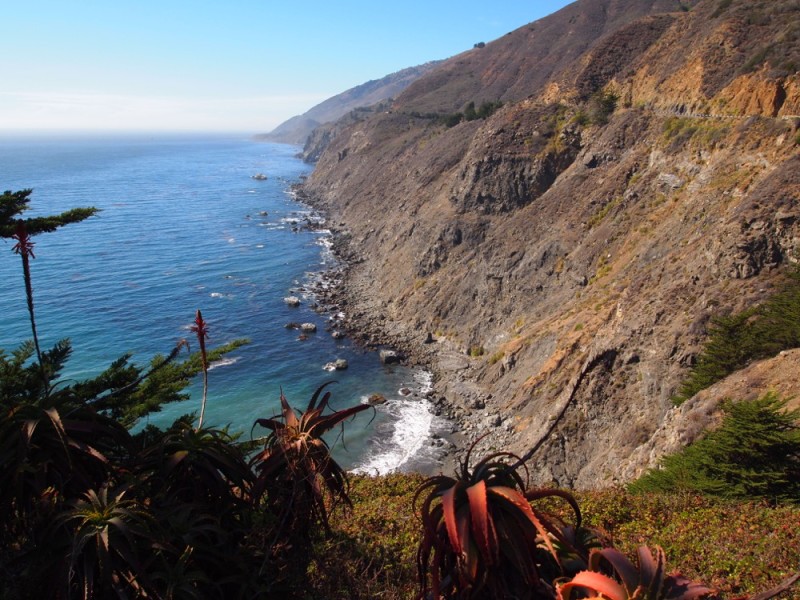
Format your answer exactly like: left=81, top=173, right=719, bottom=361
left=631, top=393, right=800, bottom=502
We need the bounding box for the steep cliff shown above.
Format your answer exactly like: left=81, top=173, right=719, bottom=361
left=303, top=0, right=800, bottom=488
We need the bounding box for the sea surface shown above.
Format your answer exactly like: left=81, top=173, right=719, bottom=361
left=0, top=132, right=439, bottom=473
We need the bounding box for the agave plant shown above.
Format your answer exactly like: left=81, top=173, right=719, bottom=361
left=136, top=421, right=252, bottom=512
left=250, top=383, right=372, bottom=537
left=53, top=484, right=159, bottom=600
left=0, top=372, right=131, bottom=542
left=414, top=438, right=588, bottom=600
left=557, top=546, right=716, bottom=600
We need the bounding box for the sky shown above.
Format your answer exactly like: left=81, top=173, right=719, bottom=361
left=1, top=1, right=574, bottom=134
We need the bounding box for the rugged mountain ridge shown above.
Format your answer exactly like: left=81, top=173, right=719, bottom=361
left=258, top=62, right=441, bottom=145
left=302, top=0, right=800, bottom=487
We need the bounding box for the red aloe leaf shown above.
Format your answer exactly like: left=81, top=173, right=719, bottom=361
left=306, top=381, right=336, bottom=412
left=442, top=482, right=464, bottom=558
left=488, top=485, right=561, bottom=564
left=589, top=547, right=641, bottom=596
left=307, top=403, right=371, bottom=437
left=558, top=570, right=628, bottom=600
left=43, top=407, right=70, bottom=457
left=495, top=512, right=539, bottom=585
left=467, top=479, right=495, bottom=566
left=279, top=391, right=299, bottom=430
left=639, top=546, right=667, bottom=598
left=431, top=543, right=444, bottom=599
left=526, top=487, right=583, bottom=529
left=252, top=417, right=285, bottom=432
left=456, top=504, right=476, bottom=584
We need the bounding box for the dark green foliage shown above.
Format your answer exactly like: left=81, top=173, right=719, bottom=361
left=630, top=393, right=800, bottom=502
left=585, top=90, right=618, bottom=125
left=440, top=112, right=464, bottom=127
left=674, top=311, right=756, bottom=403
left=675, top=268, right=800, bottom=404
left=438, top=100, right=503, bottom=127
left=0, top=188, right=98, bottom=237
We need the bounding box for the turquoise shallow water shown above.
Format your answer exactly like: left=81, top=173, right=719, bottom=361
left=0, top=133, right=437, bottom=472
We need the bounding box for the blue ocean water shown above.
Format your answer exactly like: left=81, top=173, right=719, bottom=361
left=0, top=133, right=436, bottom=472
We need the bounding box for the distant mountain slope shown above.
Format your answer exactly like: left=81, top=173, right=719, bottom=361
left=258, top=61, right=442, bottom=145
left=302, top=0, right=800, bottom=488
left=395, top=0, right=694, bottom=113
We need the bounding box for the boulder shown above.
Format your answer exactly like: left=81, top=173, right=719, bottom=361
left=379, top=349, right=401, bottom=364
left=367, top=393, right=388, bottom=405
left=300, top=322, right=317, bottom=333
left=283, top=296, right=301, bottom=307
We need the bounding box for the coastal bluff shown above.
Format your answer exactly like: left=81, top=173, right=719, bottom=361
left=299, top=0, right=800, bottom=488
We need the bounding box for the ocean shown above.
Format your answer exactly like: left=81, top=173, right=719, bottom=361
left=0, top=132, right=438, bottom=473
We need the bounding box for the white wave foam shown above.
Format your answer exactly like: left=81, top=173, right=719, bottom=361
left=352, top=371, right=435, bottom=476
left=208, top=356, right=239, bottom=371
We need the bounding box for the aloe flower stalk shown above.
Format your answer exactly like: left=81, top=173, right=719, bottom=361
left=191, top=309, right=210, bottom=430
left=11, top=221, right=46, bottom=390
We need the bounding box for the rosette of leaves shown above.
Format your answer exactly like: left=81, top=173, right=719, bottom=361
left=414, top=439, right=587, bottom=599
left=52, top=485, right=159, bottom=600
left=250, top=383, right=372, bottom=536
left=557, top=546, right=715, bottom=600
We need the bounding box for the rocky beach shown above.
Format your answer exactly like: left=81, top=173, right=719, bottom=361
left=292, top=184, right=524, bottom=477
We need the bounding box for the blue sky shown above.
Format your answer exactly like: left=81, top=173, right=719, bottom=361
left=1, top=1, right=574, bottom=133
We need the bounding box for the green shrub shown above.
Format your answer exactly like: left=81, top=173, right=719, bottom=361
left=586, top=90, right=618, bottom=125
left=630, top=393, right=800, bottom=502
left=674, top=267, right=800, bottom=404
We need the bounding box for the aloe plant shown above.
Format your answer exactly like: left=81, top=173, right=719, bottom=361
left=557, top=546, right=716, bottom=600
left=414, top=439, right=587, bottom=599
left=251, top=383, right=372, bottom=536
left=54, top=485, right=159, bottom=600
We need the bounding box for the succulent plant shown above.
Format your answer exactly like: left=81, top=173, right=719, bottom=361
left=414, top=438, right=587, bottom=599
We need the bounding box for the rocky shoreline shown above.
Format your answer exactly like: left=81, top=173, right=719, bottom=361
left=291, top=184, right=518, bottom=477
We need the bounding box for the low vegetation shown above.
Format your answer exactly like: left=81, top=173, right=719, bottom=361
left=2, top=188, right=799, bottom=598
left=631, top=393, right=800, bottom=502
left=438, top=100, right=504, bottom=127
left=674, top=268, right=800, bottom=404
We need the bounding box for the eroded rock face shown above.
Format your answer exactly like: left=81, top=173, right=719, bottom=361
left=301, top=0, right=800, bottom=488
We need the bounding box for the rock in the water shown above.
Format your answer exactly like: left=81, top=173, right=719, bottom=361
left=334, top=358, right=349, bottom=370
left=300, top=322, right=317, bottom=332
left=399, top=387, right=412, bottom=396
left=367, top=393, right=387, bottom=405
left=331, top=330, right=345, bottom=339
left=284, top=296, right=301, bottom=307
left=379, top=349, right=401, bottom=364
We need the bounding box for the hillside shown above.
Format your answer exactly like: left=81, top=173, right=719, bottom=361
left=257, top=61, right=441, bottom=145
left=300, top=0, right=800, bottom=489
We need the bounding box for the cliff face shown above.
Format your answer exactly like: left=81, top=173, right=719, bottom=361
left=303, top=0, right=800, bottom=488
